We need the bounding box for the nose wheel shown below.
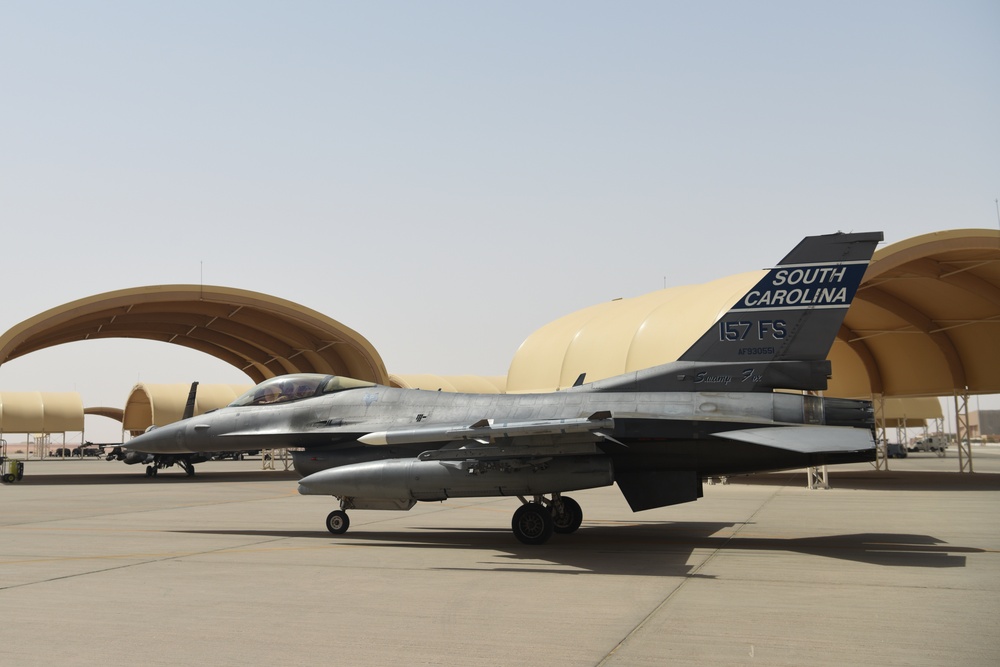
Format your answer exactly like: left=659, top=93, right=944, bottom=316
left=326, top=510, right=350, bottom=535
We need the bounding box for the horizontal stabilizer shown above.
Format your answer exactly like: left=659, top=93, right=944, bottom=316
left=713, top=425, right=875, bottom=454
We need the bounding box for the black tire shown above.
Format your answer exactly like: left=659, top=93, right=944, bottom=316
left=326, top=510, right=350, bottom=535
left=511, top=503, right=554, bottom=545
left=551, top=496, right=583, bottom=534
left=145, top=466, right=154, bottom=477
left=2, top=474, right=14, bottom=484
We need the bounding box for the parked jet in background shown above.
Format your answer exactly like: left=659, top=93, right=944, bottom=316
left=126, top=231, right=883, bottom=544
left=107, top=383, right=252, bottom=476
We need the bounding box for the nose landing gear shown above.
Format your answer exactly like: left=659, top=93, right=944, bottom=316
left=325, top=510, right=350, bottom=535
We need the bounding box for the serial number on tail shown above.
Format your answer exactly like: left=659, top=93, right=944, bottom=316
left=738, top=347, right=775, bottom=356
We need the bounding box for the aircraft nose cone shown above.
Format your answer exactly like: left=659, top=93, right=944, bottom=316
left=297, top=470, right=332, bottom=495
left=126, top=422, right=181, bottom=454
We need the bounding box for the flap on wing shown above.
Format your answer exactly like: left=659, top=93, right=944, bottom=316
left=713, top=425, right=875, bottom=454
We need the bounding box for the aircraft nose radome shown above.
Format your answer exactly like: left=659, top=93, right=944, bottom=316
left=125, top=423, right=179, bottom=454
left=297, top=470, right=332, bottom=495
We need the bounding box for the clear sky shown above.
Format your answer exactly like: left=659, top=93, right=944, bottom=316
left=1, top=2, right=998, bottom=442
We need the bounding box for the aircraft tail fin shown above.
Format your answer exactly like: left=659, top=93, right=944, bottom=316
left=678, top=231, right=882, bottom=365
left=584, top=231, right=882, bottom=393
left=182, top=382, right=199, bottom=421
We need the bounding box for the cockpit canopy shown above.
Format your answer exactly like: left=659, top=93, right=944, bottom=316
left=229, top=373, right=376, bottom=407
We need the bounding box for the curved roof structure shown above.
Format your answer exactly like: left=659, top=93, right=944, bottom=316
left=506, top=272, right=765, bottom=393
left=831, top=229, right=1000, bottom=398
left=0, top=392, right=84, bottom=433
left=84, top=407, right=125, bottom=423
left=0, top=285, right=389, bottom=385
left=507, top=229, right=1000, bottom=399
left=881, top=397, right=944, bottom=429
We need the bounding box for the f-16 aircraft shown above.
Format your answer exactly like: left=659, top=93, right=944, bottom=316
left=108, top=383, right=214, bottom=476
left=126, top=231, right=883, bottom=544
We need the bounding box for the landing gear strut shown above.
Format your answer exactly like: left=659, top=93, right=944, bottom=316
left=549, top=495, right=583, bottom=534
left=144, top=457, right=196, bottom=477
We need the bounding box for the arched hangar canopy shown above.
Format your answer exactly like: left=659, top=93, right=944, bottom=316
left=0, top=285, right=389, bottom=385
left=0, top=392, right=84, bottom=433
left=506, top=229, right=1000, bottom=399
left=830, top=229, right=1000, bottom=398
left=881, top=397, right=944, bottom=429
left=506, top=272, right=767, bottom=393
left=123, top=383, right=251, bottom=433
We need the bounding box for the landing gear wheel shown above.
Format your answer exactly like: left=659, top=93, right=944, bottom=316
left=145, top=466, right=157, bottom=477
left=550, top=496, right=583, bottom=534
left=511, top=502, right=554, bottom=545
left=326, top=510, right=350, bottom=535
left=2, top=474, right=14, bottom=484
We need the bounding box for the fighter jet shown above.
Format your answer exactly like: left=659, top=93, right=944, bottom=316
left=107, top=382, right=222, bottom=476
left=126, top=231, right=882, bottom=544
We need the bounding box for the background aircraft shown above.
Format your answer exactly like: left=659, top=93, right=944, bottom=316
left=126, top=231, right=882, bottom=544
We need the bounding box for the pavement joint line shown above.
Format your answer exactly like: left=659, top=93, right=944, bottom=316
left=0, top=533, right=321, bottom=592
left=594, top=477, right=790, bottom=666
left=0, top=491, right=302, bottom=529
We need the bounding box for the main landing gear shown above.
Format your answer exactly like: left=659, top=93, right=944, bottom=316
left=144, top=458, right=196, bottom=477
left=511, top=494, right=583, bottom=545
left=321, top=493, right=583, bottom=546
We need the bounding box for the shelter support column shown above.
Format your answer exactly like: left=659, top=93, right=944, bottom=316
left=871, top=393, right=888, bottom=471
left=953, top=392, right=974, bottom=473
left=895, top=415, right=908, bottom=457
left=806, top=466, right=829, bottom=489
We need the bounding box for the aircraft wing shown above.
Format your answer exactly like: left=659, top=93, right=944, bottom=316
left=712, top=424, right=875, bottom=453
left=358, top=412, right=613, bottom=446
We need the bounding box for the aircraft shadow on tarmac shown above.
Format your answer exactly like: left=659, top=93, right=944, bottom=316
left=174, top=522, right=978, bottom=576
left=15, top=470, right=299, bottom=485
left=732, top=470, right=1000, bottom=492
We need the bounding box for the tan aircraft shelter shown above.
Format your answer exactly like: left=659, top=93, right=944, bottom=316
left=0, top=392, right=84, bottom=458
left=0, top=285, right=389, bottom=385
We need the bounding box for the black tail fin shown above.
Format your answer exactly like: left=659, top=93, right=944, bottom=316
left=679, top=231, right=882, bottom=364
left=586, top=232, right=882, bottom=393
left=182, top=382, right=199, bottom=421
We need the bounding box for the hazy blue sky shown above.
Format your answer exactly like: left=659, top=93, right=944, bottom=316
left=1, top=2, right=998, bottom=441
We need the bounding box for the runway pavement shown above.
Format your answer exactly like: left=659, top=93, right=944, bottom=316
left=2, top=450, right=998, bottom=666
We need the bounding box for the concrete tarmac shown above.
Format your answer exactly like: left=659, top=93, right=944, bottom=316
left=2, top=450, right=998, bottom=666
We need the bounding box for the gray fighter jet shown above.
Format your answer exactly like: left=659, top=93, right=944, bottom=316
left=126, top=231, right=882, bottom=544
